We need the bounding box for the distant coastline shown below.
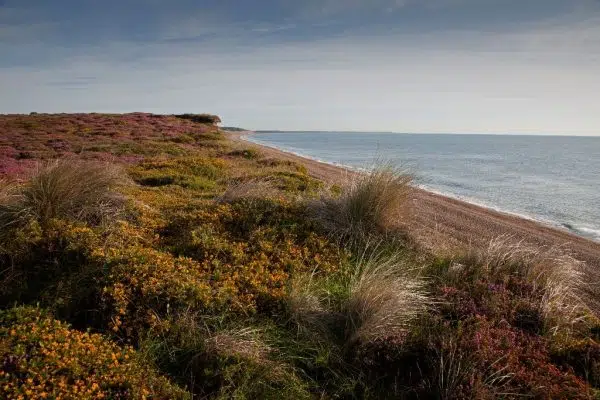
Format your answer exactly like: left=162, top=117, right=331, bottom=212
left=252, top=130, right=600, bottom=137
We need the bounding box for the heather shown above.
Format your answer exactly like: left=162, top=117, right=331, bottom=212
left=1, top=113, right=599, bottom=399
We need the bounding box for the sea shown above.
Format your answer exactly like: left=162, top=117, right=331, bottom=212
left=243, top=132, right=600, bottom=242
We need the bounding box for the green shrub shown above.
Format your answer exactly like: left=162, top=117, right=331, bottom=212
left=228, top=148, right=261, bottom=160
left=271, top=171, right=322, bottom=193
left=175, top=113, right=222, bottom=125
left=0, top=219, right=104, bottom=318
left=216, top=179, right=278, bottom=204
left=130, top=157, right=226, bottom=191
left=169, top=134, right=196, bottom=144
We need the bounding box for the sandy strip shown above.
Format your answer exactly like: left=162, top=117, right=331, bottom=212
left=226, top=132, right=600, bottom=269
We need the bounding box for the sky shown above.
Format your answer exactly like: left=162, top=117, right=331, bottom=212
left=1, top=0, right=600, bottom=135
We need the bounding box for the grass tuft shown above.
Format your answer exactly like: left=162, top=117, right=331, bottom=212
left=216, top=179, right=278, bottom=204
left=0, top=159, right=127, bottom=234
left=285, top=272, right=331, bottom=338
left=463, top=236, right=590, bottom=334
left=311, top=166, right=412, bottom=243
left=205, top=327, right=273, bottom=362
left=345, top=246, right=430, bottom=344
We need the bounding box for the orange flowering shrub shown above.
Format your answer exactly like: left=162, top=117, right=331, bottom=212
left=162, top=198, right=345, bottom=314
left=0, top=220, right=101, bottom=312
left=96, top=246, right=216, bottom=337
left=0, top=306, right=189, bottom=399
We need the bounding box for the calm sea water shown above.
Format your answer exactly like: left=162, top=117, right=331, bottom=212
left=244, top=132, right=600, bottom=242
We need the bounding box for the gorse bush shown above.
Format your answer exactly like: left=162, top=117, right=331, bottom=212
left=130, top=157, right=227, bottom=191
left=160, top=198, right=344, bottom=314
left=0, top=220, right=104, bottom=317
left=175, top=113, right=222, bottom=125
left=0, top=161, right=127, bottom=313
left=0, top=306, right=188, bottom=399
left=227, top=148, right=261, bottom=159
left=0, top=160, right=126, bottom=234
left=98, top=246, right=215, bottom=337
left=312, top=166, right=412, bottom=243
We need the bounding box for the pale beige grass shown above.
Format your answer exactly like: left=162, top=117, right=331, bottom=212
left=0, top=159, right=127, bottom=235
left=461, top=236, right=590, bottom=333
left=311, top=166, right=413, bottom=243
left=346, top=247, right=430, bottom=343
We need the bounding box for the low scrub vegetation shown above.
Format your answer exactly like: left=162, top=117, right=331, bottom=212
left=216, top=179, right=278, bottom=204
left=1, top=306, right=188, bottom=399
left=1, top=113, right=599, bottom=399
left=175, top=113, right=222, bottom=125
left=461, top=237, right=590, bottom=334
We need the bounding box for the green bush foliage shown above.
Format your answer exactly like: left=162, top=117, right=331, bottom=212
left=174, top=113, right=222, bottom=125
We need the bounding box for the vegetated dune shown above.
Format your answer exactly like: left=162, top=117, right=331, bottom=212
left=2, top=113, right=600, bottom=399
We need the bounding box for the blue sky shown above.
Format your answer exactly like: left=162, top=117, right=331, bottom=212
left=1, top=0, right=600, bottom=134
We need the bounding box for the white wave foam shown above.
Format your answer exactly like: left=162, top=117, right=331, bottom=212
left=573, top=226, right=600, bottom=241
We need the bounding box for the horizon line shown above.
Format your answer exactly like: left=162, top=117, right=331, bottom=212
left=252, top=129, right=600, bottom=137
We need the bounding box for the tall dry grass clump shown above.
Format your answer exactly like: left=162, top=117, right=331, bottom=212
left=285, top=273, right=330, bottom=337
left=204, top=327, right=273, bottom=362
left=283, top=245, right=429, bottom=346
left=312, top=166, right=412, bottom=243
left=462, top=236, right=589, bottom=333
left=0, top=159, right=127, bottom=234
left=216, top=179, right=278, bottom=204
left=202, top=326, right=311, bottom=398
left=345, top=248, right=430, bottom=344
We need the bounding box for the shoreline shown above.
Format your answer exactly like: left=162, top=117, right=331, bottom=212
left=227, top=131, right=600, bottom=269
left=243, top=133, right=594, bottom=236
